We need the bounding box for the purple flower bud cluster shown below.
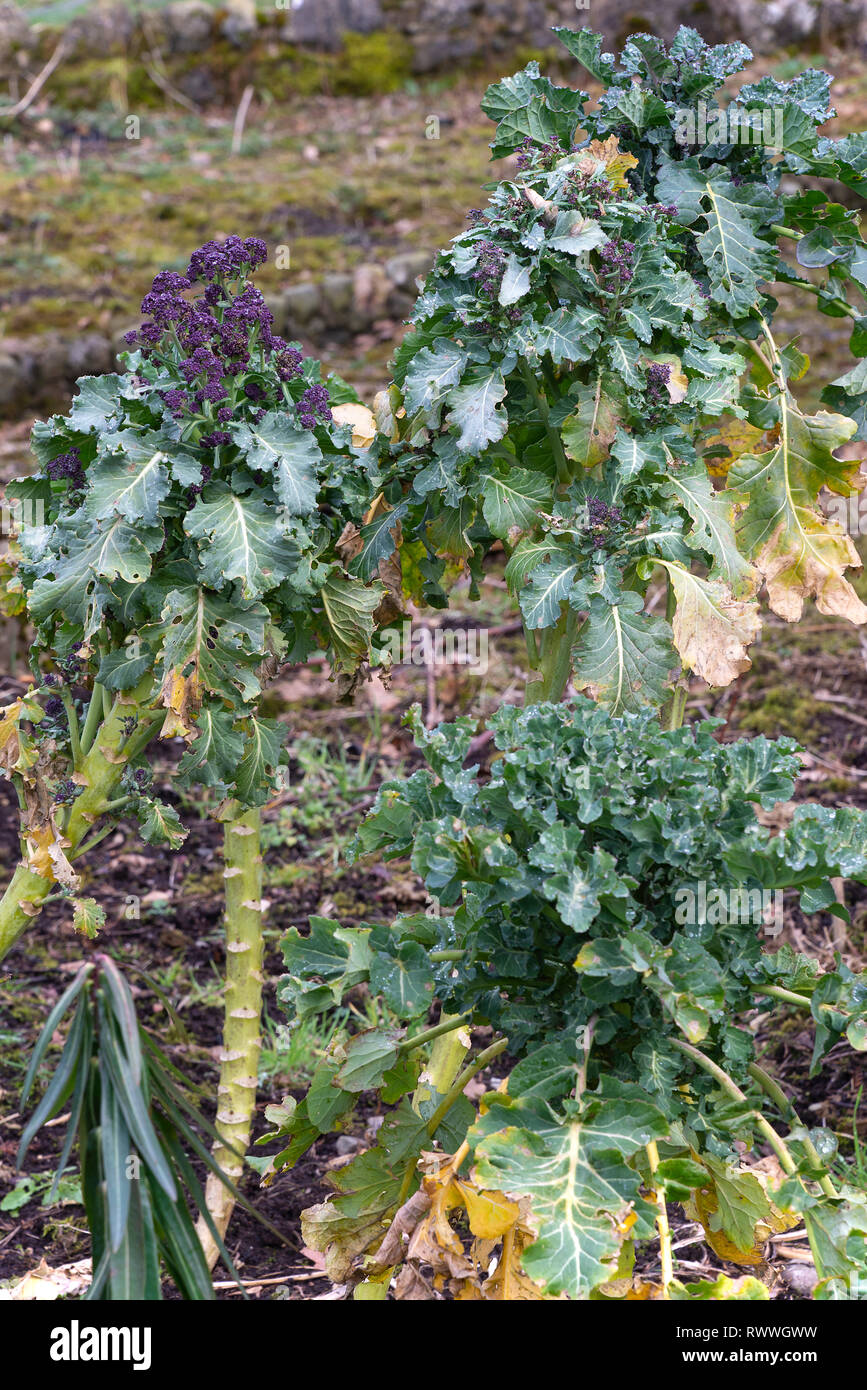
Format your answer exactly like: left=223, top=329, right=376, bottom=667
left=515, top=140, right=534, bottom=172
left=297, top=384, right=331, bottom=430
left=465, top=299, right=524, bottom=337
left=653, top=203, right=679, bottom=219
left=131, top=766, right=152, bottom=790
left=46, top=447, right=85, bottom=492
left=122, top=238, right=306, bottom=434
left=583, top=495, right=623, bottom=547
left=163, top=388, right=189, bottom=419
left=563, top=172, right=611, bottom=211
left=57, top=649, right=83, bottom=683
left=598, top=238, right=635, bottom=285
left=515, top=138, right=562, bottom=171
left=54, top=777, right=82, bottom=806
left=276, top=347, right=304, bottom=382
left=199, top=431, right=232, bottom=449
left=186, top=236, right=267, bottom=284
left=43, top=695, right=65, bottom=719
left=121, top=716, right=138, bottom=737
left=646, top=362, right=672, bottom=402
left=471, top=240, right=507, bottom=298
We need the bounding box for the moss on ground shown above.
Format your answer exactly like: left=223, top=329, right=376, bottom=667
left=0, top=67, right=491, bottom=348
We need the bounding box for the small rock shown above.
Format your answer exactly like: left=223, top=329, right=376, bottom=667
left=285, top=0, right=383, bottom=49
left=161, top=0, right=215, bottom=54
left=0, top=353, right=24, bottom=409
left=283, top=281, right=321, bottom=327
left=263, top=293, right=287, bottom=335
left=0, top=2, right=31, bottom=60
left=35, top=340, right=70, bottom=382
left=335, top=1135, right=360, bottom=1155
left=321, top=273, right=354, bottom=317
left=384, top=250, right=433, bottom=290
left=220, top=0, right=258, bottom=46
left=66, top=334, right=113, bottom=379
left=177, top=67, right=218, bottom=106
left=781, top=1262, right=818, bottom=1295
left=352, top=262, right=390, bottom=318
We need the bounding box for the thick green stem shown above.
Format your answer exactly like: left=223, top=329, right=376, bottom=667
left=671, top=1038, right=798, bottom=1176
left=79, top=682, right=107, bottom=757
left=398, top=1011, right=470, bottom=1052
left=0, top=680, right=157, bottom=963
left=197, top=805, right=264, bottom=1271
left=772, top=273, right=859, bottom=319
left=519, top=361, right=570, bottom=486
left=747, top=1062, right=839, bottom=1199
left=754, top=984, right=812, bottom=1008
left=0, top=861, right=55, bottom=959
left=526, top=606, right=579, bottom=706
left=665, top=682, right=688, bottom=732
left=423, top=1038, right=508, bottom=1138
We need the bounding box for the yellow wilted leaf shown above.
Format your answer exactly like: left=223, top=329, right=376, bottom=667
left=408, top=1175, right=473, bottom=1280
left=453, top=1179, right=520, bottom=1240
left=661, top=562, right=762, bottom=688
left=688, top=1157, right=797, bottom=1268
left=758, top=515, right=867, bottom=625
left=478, top=1224, right=549, bottom=1301
left=159, top=669, right=199, bottom=739
left=25, top=821, right=79, bottom=889
left=331, top=402, right=377, bottom=450
left=26, top=823, right=56, bottom=880
left=573, top=136, right=639, bottom=191
left=729, top=403, right=867, bottom=625
left=574, top=942, right=600, bottom=971
left=617, top=1208, right=638, bottom=1237
left=0, top=702, right=24, bottom=783
left=693, top=1176, right=766, bottom=1266
left=703, top=417, right=766, bottom=479
left=625, top=1280, right=655, bottom=1299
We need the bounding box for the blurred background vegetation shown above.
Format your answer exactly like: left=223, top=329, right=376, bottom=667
left=0, top=0, right=865, bottom=409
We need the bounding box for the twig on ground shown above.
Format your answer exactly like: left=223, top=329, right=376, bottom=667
left=0, top=36, right=71, bottom=119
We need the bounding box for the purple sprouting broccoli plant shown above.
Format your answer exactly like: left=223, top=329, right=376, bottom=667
left=0, top=234, right=400, bottom=1273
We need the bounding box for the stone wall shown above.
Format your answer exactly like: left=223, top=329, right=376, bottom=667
left=0, top=0, right=864, bottom=80
left=0, top=249, right=433, bottom=418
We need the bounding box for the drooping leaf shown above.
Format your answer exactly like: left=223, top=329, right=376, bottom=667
left=658, top=561, right=761, bottom=688
left=728, top=403, right=867, bottom=623
left=572, top=592, right=675, bottom=713
left=317, top=571, right=386, bottom=676
left=474, top=1100, right=666, bottom=1298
